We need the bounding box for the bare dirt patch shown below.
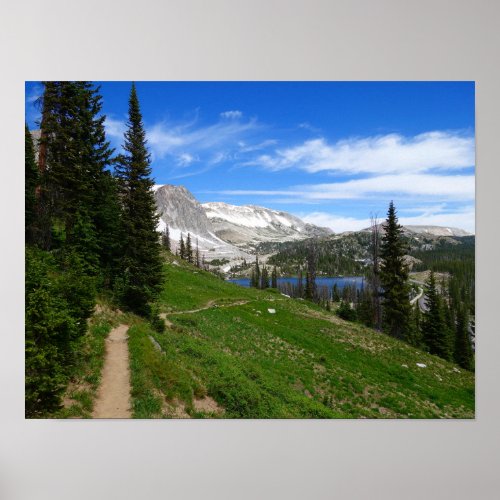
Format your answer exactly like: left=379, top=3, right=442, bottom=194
left=92, top=324, right=131, bottom=419
left=163, top=397, right=190, bottom=418
left=193, top=396, right=224, bottom=415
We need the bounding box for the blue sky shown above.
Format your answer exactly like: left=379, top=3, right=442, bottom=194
left=25, top=81, right=475, bottom=233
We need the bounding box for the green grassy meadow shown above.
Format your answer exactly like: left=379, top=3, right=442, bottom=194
left=129, top=255, right=474, bottom=419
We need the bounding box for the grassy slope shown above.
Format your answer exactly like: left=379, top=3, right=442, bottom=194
left=133, top=255, right=474, bottom=419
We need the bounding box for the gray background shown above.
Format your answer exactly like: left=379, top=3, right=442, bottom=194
left=1, top=1, right=499, bottom=499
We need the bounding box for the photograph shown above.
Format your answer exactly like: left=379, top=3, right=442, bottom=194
left=25, top=81, right=475, bottom=419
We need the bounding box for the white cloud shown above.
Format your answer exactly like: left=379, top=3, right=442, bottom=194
left=300, top=212, right=370, bottom=233
left=146, top=118, right=258, bottom=160
left=215, top=173, right=475, bottom=202
left=238, top=139, right=278, bottom=153
left=220, top=110, right=243, bottom=119
left=399, top=205, right=475, bottom=233
left=176, top=152, right=197, bottom=166
left=104, top=117, right=127, bottom=144
left=301, top=173, right=475, bottom=201
left=299, top=205, right=475, bottom=234
left=252, top=131, right=474, bottom=175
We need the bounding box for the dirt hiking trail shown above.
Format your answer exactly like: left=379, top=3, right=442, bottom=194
left=92, top=324, right=132, bottom=418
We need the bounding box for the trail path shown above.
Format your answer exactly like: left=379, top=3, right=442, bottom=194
left=92, top=324, right=132, bottom=419
left=160, top=299, right=251, bottom=322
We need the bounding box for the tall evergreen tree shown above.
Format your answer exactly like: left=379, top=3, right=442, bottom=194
left=252, top=255, right=261, bottom=289
left=406, top=302, right=423, bottom=348
left=195, top=239, right=200, bottom=268
left=162, top=225, right=171, bottom=251
left=114, top=83, right=163, bottom=315
left=297, top=267, right=304, bottom=298
left=25, top=124, right=39, bottom=244
left=261, top=265, right=270, bottom=289
left=179, top=235, right=186, bottom=260
left=186, top=233, right=193, bottom=263
left=37, top=81, right=118, bottom=277
left=271, top=266, right=278, bottom=288
left=379, top=201, right=411, bottom=339
left=422, top=271, right=451, bottom=360
left=454, top=306, right=474, bottom=371
left=304, top=245, right=317, bottom=301
left=332, top=283, right=340, bottom=302
left=369, top=214, right=382, bottom=330
left=93, top=171, right=124, bottom=287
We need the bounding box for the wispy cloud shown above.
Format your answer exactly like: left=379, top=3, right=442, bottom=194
left=298, top=173, right=475, bottom=201
left=300, top=212, right=370, bottom=233
left=146, top=117, right=258, bottom=160
left=237, top=139, right=278, bottom=153
left=220, top=110, right=243, bottom=119
left=300, top=204, right=475, bottom=234
left=249, top=131, right=474, bottom=175
left=176, top=152, right=197, bottom=167
left=104, top=112, right=262, bottom=174
left=214, top=173, right=474, bottom=202
left=104, top=116, right=127, bottom=146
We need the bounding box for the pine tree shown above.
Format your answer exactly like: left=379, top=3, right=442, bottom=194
left=369, top=214, right=382, bottom=330
left=162, top=225, right=171, bottom=251
left=250, top=269, right=257, bottom=288
left=195, top=239, right=200, bottom=268
left=37, top=81, right=119, bottom=279
left=406, top=302, right=423, bottom=348
left=179, top=235, right=185, bottom=260
left=332, top=283, right=340, bottom=302
left=379, top=201, right=411, bottom=339
left=261, top=266, right=270, bottom=289
left=422, top=271, right=452, bottom=360
left=297, top=267, right=304, bottom=298
left=25, top=124, right=39, bottom=244
left=114, top=83, right=163, bottom=315
left=304, top=245, right=317, bottom=301
left=271, top=266, right=278, bottom=288
left=454, top=306, right=474, bottom=370
left=186, top=233, right=193, bottom=264
left=252, top=255, right=261, bottom=289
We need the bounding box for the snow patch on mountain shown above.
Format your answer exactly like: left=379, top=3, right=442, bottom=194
left=202, top=201, right=332, bottom=250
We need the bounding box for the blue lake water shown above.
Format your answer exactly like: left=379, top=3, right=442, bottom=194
left=228, top=276, right=365, bottom=290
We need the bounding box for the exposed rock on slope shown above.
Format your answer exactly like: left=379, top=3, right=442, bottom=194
left=203, top=202, right=332, bottom=251
left=154, top=185, right=252, bottom=263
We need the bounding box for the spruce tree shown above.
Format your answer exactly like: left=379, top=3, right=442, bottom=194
left=271, top=266, right=278, bottom=288
left=186, top=233, right=193, bottom=263
left=250, top=269, right=257, bottom=288
left=379, top=201, right=411, bottom=339
left=422, top=271, right=452, bottom=360
left=114, top=83, right=163, bottom=315
left=297, top=267, right=304, bottom=298
left=25, top=124, right=39, bottom=244
left=92, top=171, right=124, bottom=287
left=304, top=245, right=317, bottom=301
left=162, top=225, right=171, bottom=251
left=406, top=302, right=423, bottom=348
left=261, top=266, right=270, bottom=289
left=179, top=235, right=185, bottom=260
left=37, top=81, right=118, bottom=277
left=332, top=283, right=340, bottom=302
left=253, top=255, right=261, bottom=289
left=195, top=239, right=200, bottom=268
left=454, top=306, right=474, bottom=370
